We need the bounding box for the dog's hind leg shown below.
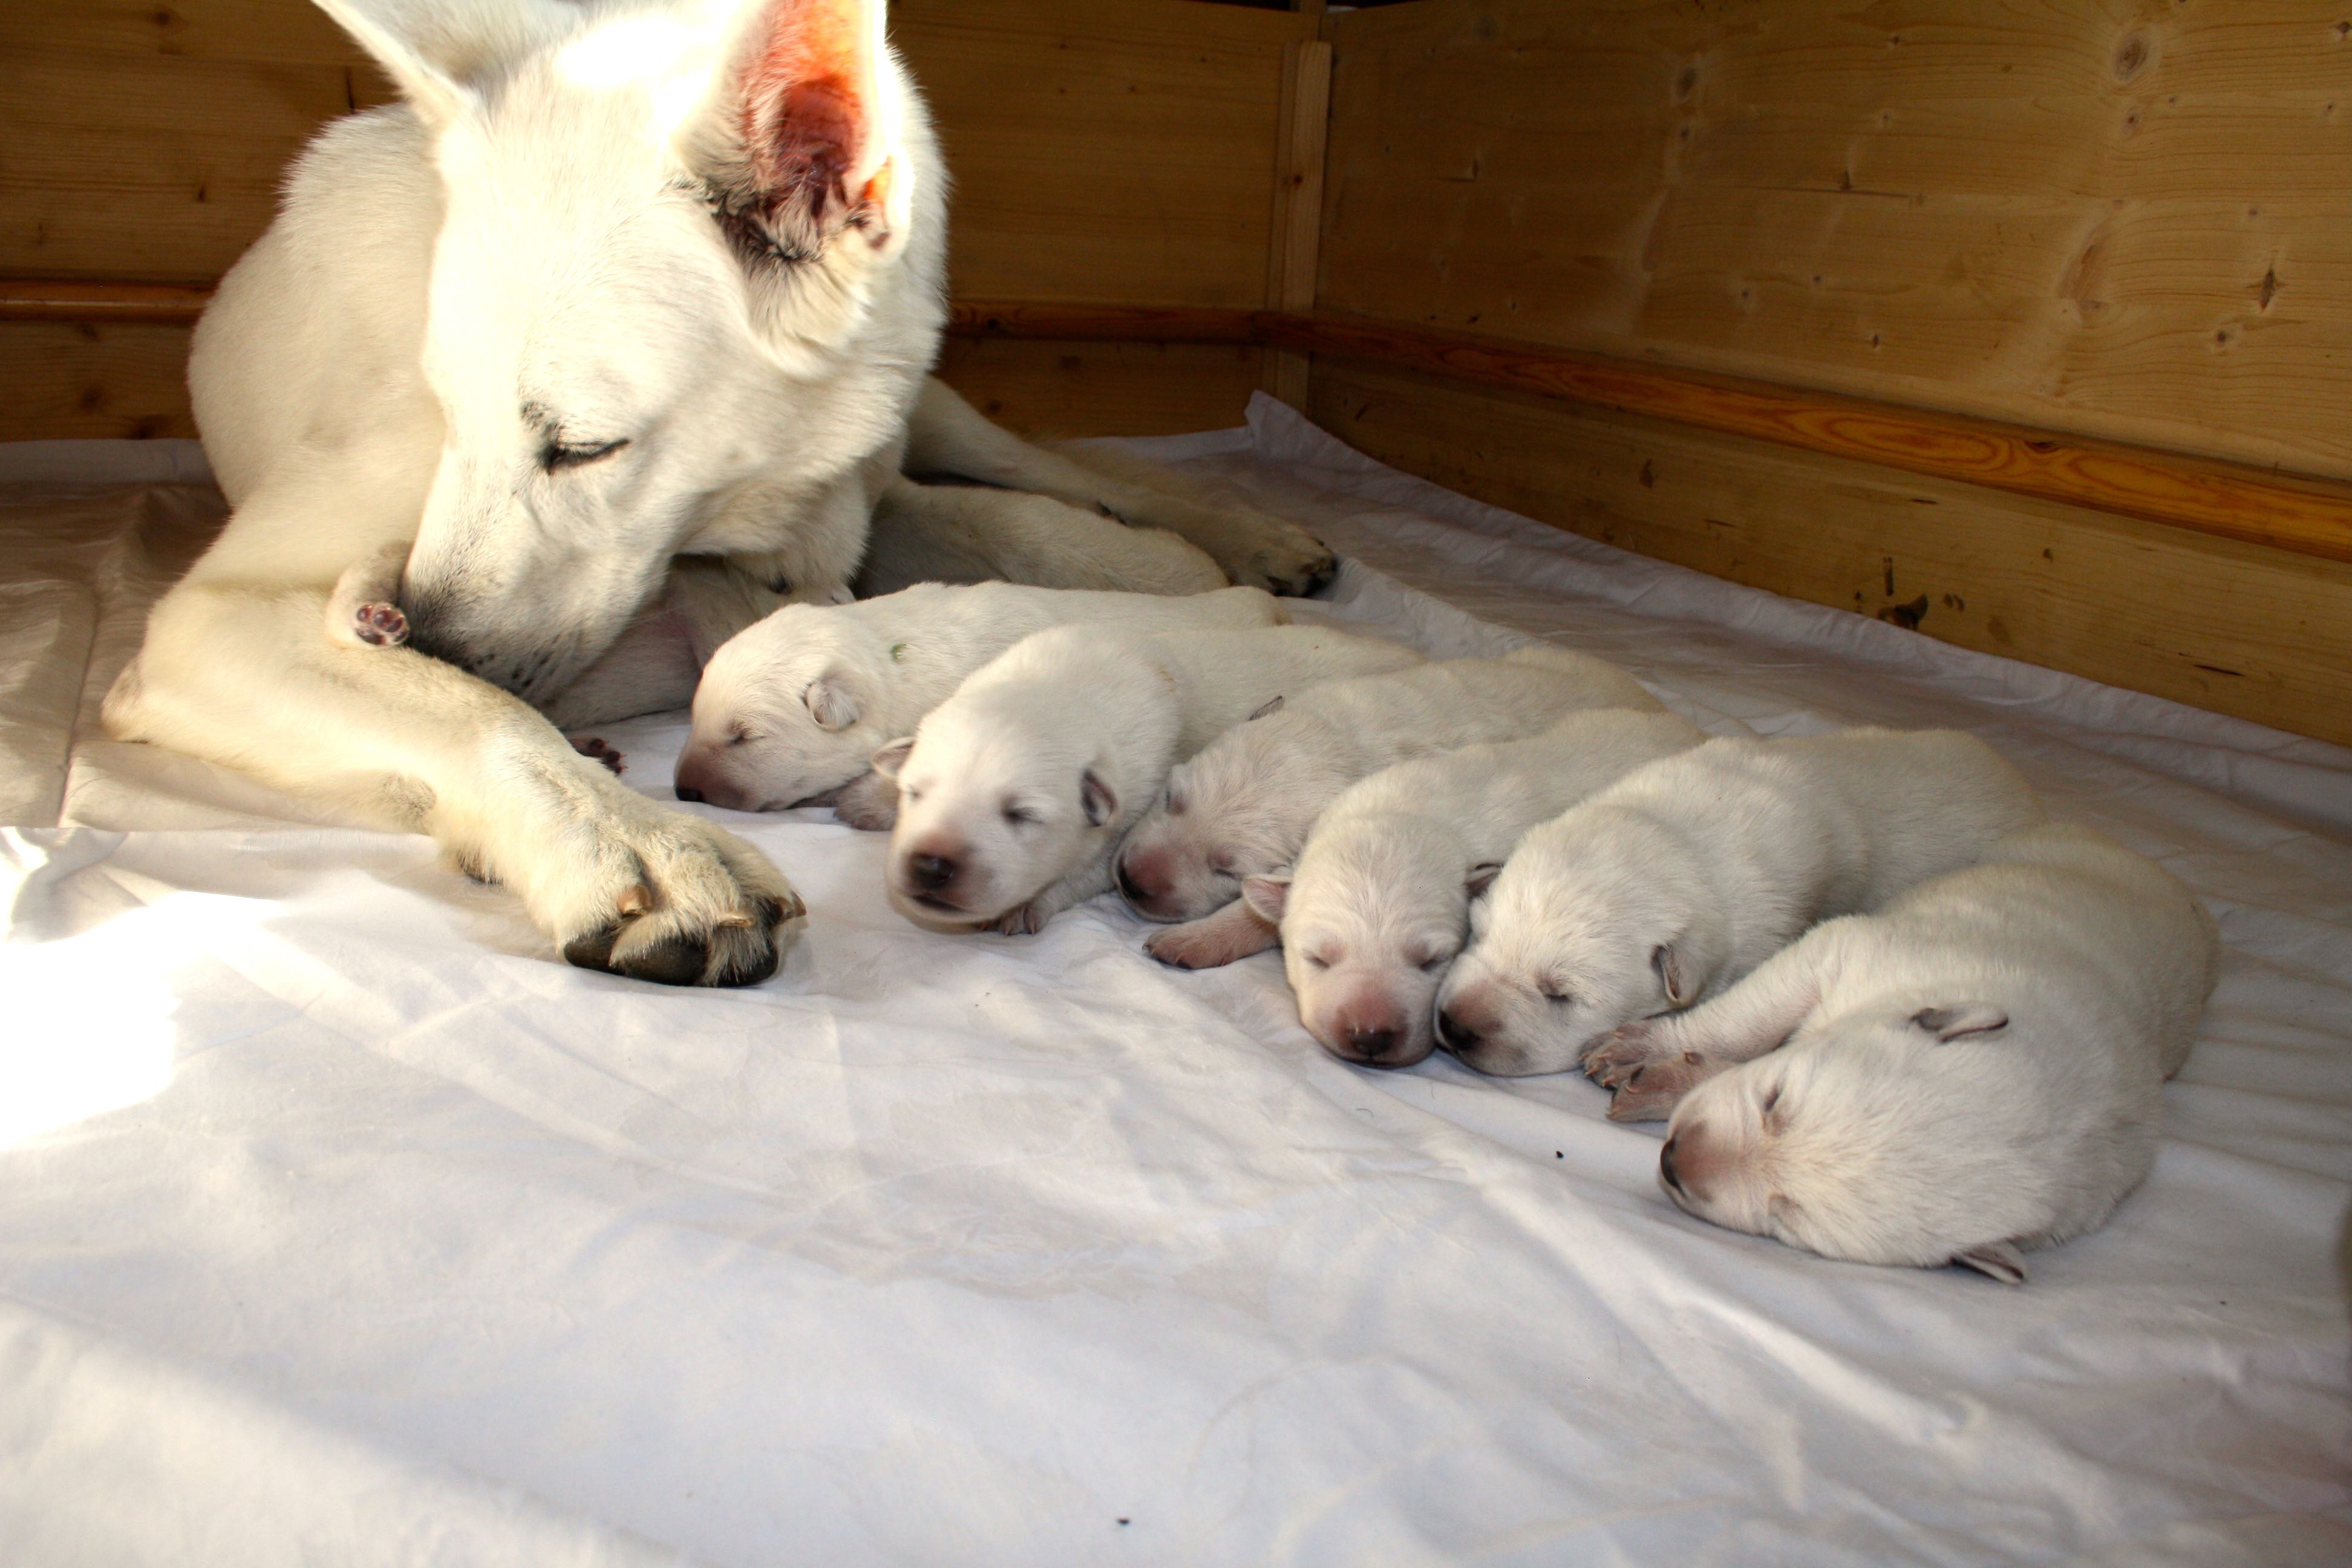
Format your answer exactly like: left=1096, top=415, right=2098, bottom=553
left=107, top=579, right=802, bottom=987
left=858, top=477, right=1227, bottom=597
left=901, top=379, right=1337, bottom=596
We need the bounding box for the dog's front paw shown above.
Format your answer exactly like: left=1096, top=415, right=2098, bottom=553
left=832, top=769, right=899, bottom=831
left=569, top=736, right=625, bottom=775
left=1142, top=903, right=1276, bottom=970
left=352, top=601, right=409, bottom=647
left=541, top=798, right=804, bottom=987
left=1584, top=1018, right=1674, bottom=1088
left=1223, top=512, right=1337, bottom=598
left=1605, top=1054, right=1719, bottom=1122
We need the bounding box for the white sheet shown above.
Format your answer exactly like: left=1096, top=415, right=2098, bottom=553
left=2, top=399, right=2347, bottom=1567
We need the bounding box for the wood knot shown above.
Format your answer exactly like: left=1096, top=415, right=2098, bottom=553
left=2113, top=33, right=2150, bottom=82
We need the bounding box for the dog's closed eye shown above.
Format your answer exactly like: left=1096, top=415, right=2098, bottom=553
left=541, top=437, right=630, bottom=472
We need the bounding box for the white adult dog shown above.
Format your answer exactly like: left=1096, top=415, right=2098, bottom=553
left=675, top=581, right=1282, bottom=816
left=880, top=625, right=1421, bottom=935
left=1114, top=645, right=1658, bottom=929
left=100, top=0, right=1331, bottom=988
left=1436, top=728, right=2045, bottom=1077
left=1234, top=709, right=1705, bottom=1067
left=1586, top=824, right=2217, bottom=1282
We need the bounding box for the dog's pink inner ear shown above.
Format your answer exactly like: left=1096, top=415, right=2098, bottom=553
left=1241, top=874, right=1290, bottom=923
left=735, top=0, right=884, bottom=229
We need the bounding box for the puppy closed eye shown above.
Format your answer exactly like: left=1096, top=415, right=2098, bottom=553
left=1414, top=950, right=1455, bottom=975
left=541, top=437, right=630, bottom=472
left=1538, top=981, right=1574, bottom=1005
left=1001, top=801, right=1043, bottom=828
left=1303, top=952, right=1333, bottom=972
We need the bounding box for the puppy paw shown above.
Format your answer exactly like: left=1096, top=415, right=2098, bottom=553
left=1142, top=904, right=1276, bottom=970
left=1238, top=520, right=1338, bottom=599
left=352, top=601, right=409, bottom=647
left=1584, top=1018, right=1674, bottom=1088
left=569, top=736, right=626, bottom=776
left=833, top=769, right=899, bottom=832
left=993, top=901, right=1049, bottom=936
left=1604, top=1055, right=1719, bottom=1122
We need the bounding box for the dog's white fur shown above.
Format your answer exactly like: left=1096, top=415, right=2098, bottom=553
left=1586, top=824, right=2216, bottom=1282
left=881, top=625, right=1422, bottom=934
left=100, top=0, right=1330, bottom=987
left=1116, top=645, right=1659, bottom=930
left=676, top=581, right=1282, bottom=814
left=1437, top=728, right=2046, bottom=1077
left=1232, top=710, right=1706, bottom=1068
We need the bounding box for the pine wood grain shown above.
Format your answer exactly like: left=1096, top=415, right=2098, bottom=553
left=1308, top=359, right=2352, bottom=748
left=1321, top=0, right=2352, bottom=480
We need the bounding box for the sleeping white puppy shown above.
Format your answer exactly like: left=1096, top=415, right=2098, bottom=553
left=1116, top=644, right=1659, bottom=930
left=675, top=582, right=1284, bottom=815
left=881, top=624, right=1423, bottom=934
left=1435, top=728, right=2046, bottom=1077
left=1584, top=823, right=2217, bottom=1284
left=1229, top=708, right=1705, bottom=1067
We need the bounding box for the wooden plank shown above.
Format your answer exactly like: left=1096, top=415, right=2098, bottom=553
left=0, top=282, right=214, bottom=325
left=1261, top=39, right=1334, bottom=408
left=0, top=322, right=198, bottom=441
left=1261, top=312, right=2352, bottom=564
left=1308, top=359, right=2352, bottom=748
left=927, top=337, right=1263, bottom=437
left=0, top=2, right=380, bottom=67
left=947, top=301, right=1258, bottom=342
left=1321, top=0, right=2352, bottom=480
left=895, top=0, right=1312, bottom=308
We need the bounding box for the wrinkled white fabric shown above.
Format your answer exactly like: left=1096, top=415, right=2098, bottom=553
left=1, top=403, right=2345, bottom=1567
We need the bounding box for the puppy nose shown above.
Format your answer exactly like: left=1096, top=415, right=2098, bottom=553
left=1114, top=859, right=1147, bottom=905
left=675, top=785, right=705, bottom=804
left=911, top=853, right=958, bottom=892
left=1436, top=1007, right=1479, bottom=1053
left=1346, top=1023, right=1402, bottom=1061
left=1659, top=1132, right=1684, bottom=1194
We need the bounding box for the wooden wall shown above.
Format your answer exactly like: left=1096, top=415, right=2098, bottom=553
left=1309, top=0, right=2352, bottom=746
left=1319, top=0, right=2352, bottom=482
left=0, top=0, right=1313, bottom=441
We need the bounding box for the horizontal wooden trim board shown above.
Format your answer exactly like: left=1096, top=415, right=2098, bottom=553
left=8, top=280, right=2349, bottom=564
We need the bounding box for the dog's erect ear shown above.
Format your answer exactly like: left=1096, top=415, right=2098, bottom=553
left=1241, top=872, right=1290, bottom=924
left=1653, top=941, right=1696, bottom=1008
left=698, top=0, right=906, bottom=263
left=313, top=1, right=570, bottom=130
left=802, top=667, right=863, bottom=731
left=867, top=736, right=914, bottom=780
left=1080, top=768, right=1119, bottom=829
left=1912, top=1004, right=2009, bottom=1042
left=1950, top=1240, right=2029, bottom=1285
left=1465, top=861, right=1504, bottom=899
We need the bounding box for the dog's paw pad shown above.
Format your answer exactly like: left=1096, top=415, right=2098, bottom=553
left=353, top=602, right=409, bottom=647
left=570, top=736, right=626, bottom=775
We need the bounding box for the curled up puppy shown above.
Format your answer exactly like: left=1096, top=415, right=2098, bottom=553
left=1586, top=823, right=2217, bottom=1283
left=1117, top=644, right=1660, bottom=961
left=675, top=581, right=1283, bottom=817
left=1238, top=708, right=1705, bottom=1068
left=880, top=624, right=1423, bottom=935
left=1436, top=728, right=2046, bottom=1077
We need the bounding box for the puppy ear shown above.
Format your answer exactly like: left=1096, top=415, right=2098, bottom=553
left=1242, top=872, right=1291, bottom=923
left=867, top=736, right=914, bottom=780
left=1246, top=694, right=1285, bottom=722
left=1951, top=1240, right=2029, bottom=1285
left=1653, top=941, right=1696, bottom=1008
left=1913, top=1004, right=2008, bottom=1042
left=1465, top=861, right=1504, bottom=898
left=802, top=667, right=863, bottom=731
left=1080, top=768, right=1119, bottom=828
left=696, top=0, right=904, bottom=266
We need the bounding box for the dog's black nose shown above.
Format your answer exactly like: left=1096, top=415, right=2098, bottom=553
left=1114, top=860, right=1145, bottom=904
left=911, top=854, right=957, bottom=891
left=1435, top=1009, right=1478, bottom=1053
left=1659, top=1133, right=1684, bottom=1194
left=675, top=785, right=705, bottom=804
left=1347, top=1024, right=1402, bottom=1062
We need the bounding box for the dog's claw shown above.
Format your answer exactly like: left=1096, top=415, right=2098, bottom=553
left=570, top=736, right=626, bottom=775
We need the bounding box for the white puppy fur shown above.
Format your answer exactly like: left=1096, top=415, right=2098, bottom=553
left=676, top=582, right=1282, bottom=814
left=1116, top=645, right=1659, bottom=933
left=1437, top=728, right=2047, bottom=1077
left=881, top=625, right=1422, bottom=934
left=1584, top=823, right=2216, bottom=1282
left=1228, top=710, right=1706, bottom=1068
